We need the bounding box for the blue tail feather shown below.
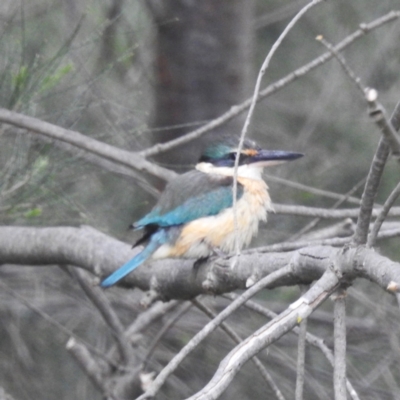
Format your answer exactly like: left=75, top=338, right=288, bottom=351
left=101, top=229, right=168, bottom=288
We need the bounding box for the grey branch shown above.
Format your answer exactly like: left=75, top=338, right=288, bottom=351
left=66, top=338, right=108, bottom=392
left=71, top=268, right=136, bottom=366
left=1, top=226, right=400, bottom=298
left=137, top=266, right=294, bottom=400
left=0, top=107, right=176, bottom=182
left=192, top=298, right=286, bottom=400
left=368, top=178, right=400, bottom=247
left=352, top=99, right=400, bottom=245
left=333, top=289, right=347, bottom=400
left=140, top=11, right=400, bottom=158
left=186, top=269, right=340, bottom=400
left=274, top=204, right=400, bottom=219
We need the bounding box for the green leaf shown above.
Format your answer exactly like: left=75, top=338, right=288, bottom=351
left=39, top=62, right=74, bottom=93
left=12, top=65, right=29, bottom=92
left=24, top=207, right=42, bottom=218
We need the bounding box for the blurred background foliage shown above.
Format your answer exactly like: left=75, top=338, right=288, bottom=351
left=0, top=0, right=400, bottom=399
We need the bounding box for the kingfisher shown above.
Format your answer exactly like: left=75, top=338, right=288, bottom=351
left=101, top=137, right=303, bottom=288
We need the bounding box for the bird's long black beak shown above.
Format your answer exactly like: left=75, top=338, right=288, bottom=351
left=247, top=149, right=304, bottom=167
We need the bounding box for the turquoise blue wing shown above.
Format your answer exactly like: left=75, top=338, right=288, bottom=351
left=135, top=171, right=244, bottom=228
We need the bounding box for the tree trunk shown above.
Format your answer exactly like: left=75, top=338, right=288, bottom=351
left=150, top=0, right=255, bottom=165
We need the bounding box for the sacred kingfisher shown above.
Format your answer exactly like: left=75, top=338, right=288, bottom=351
left=101, top=137, right=303, bottom=287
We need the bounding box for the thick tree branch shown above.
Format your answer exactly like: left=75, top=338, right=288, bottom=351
left=1, top=226, right=400, bottom=299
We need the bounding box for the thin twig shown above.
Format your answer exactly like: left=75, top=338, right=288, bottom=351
left=264, top=174, right=363, bottom=206
left=192, top=298, right=286, bottom=400
left=140, top=11, right=400, bottom=159
left=317, top=37, right=400, bottom=156
left=249, top=222, right=400, bottom=254
left=368, top=180, right=400, bottom=247
left=136, top=266, right=293, bottom=400
left=0, top=107, right=176, bottom=182
left=142, top=302, right=193, bottom=371
left=70, top=267, right=136, bottom=366
left=288, top=177, right=366, bottom=242
left=125, top=300, right=180, bottom=338
left=0, top=280, right=118, bottom=368
left=66, top=337, right=107, bottom=392
left=315, top=37, right=400, bottom=245
left=232, top=0, right=324, bottom=255
left=274, top=204, right=400, bottom=219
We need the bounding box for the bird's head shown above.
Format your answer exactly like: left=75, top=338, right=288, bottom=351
left=196, top=137, right=303, bottom=179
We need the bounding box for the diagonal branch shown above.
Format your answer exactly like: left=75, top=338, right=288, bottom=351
left=0, top=107, right=176, bottom=182
left=70, top=267, right=136, bottom=366
left=368, top=178, right=400, bottom=247
left=186, top=270, right=340, bottom=400
left=224, top=293, right=361, bottom=400
left=192, top=298, right=286, bottom=400
left=140, top=11, right=400, bottom=158
left=233, top=0, right=324, bottom=255
left=136, top=266, right=293, bottom=400
left=352, top=101, right=400, bottom=245
left=315, top=37, right=400, bottom=245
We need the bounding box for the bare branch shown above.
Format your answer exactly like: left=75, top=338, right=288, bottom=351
left=66, top=337, right=107, bottom=392
left=317, top=37, right=400, bottom=157
left=192, top=298, right=286, bottom=400
left=2, top=227, right=400, bottom=298
left=333, top=289, right=347, bottom=400
left=136, top=266, right=293, bottom=400
left=70, top=267, right=136, bottom=366
left=274, top=204, right=400, bottom=219
left=352, top=121, right=399, bottom=244
left=251, top=224, right=400, bottom=254
left=0, top=108, right=176, bottom=182
left=264, top=174, right=363, bottom=206
left=142, top=302, right=192, bottom=371
left=125, top=301, right=180, bottom=338
left=224, top=293, right=361, bottom=400
left=314, top=37, right=400, bottom=245
left=288, top=177, right=366, bottom=242
left=233, top=0, right=324, bottom=255
left=368, top=180, right=400, bottom=247
left=186, top=269, right=340, bottom=400
left=140, top=11, right=400, bottom=158
left=366, top=91, right=400, bottom=158
left=0, top=386, right=16, bottom=400
left=0, top=279, right=116, bottom=368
